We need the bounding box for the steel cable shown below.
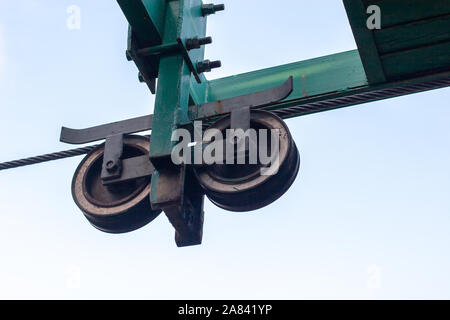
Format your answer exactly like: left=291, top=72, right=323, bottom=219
left=0, top=145, right=98, bottom=171
left=272, top=78, right=450, bottom=119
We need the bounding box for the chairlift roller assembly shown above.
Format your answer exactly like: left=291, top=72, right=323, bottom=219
left=1, top=0, right=450, bottom=247
left=72, top=135, right=161, bottom=234
left=195, top=110, right=300, bottom=213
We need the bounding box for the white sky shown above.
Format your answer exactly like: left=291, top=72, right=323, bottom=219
left=0, top=24, right=5, bottom=81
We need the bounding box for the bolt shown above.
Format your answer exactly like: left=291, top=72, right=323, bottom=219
left=186, top=36, right=213, bottom=50
left=209, top=60, right=222, bottom=69
left=199, top=37, right=213, bottom=46
left=196, top=60, right=222, bottom=73
left=138, top=73, right=145, bottom=83
left=106, top=160, right=118, bottom=173
left=125, top=50, right=133, bottom=61
left=201, top=3, right=225, bottom=16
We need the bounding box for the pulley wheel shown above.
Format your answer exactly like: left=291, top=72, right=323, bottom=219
left=195, top=110, right=300, bottom=212
left=72, top=135, right=161, bottom=233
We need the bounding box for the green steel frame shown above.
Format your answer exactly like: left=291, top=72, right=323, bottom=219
left=117, top=0, right=450, bottom=246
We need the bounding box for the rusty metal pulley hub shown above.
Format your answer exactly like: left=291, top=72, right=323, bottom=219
left=195, top=110, right=300, bottom=212
left=71, top=135, right=161, bottom=233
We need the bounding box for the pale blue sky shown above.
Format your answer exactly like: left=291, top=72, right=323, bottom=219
left=0, top=0, right=450, bottom=299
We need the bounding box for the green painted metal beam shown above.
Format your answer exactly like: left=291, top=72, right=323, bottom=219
left=120, top=0, right=450, bottom=119
left=128, top=0, right=208, bottom=246
left=204, top=50, right=368, bottom=104
left=183, top=49, right=449, bottom=124
left=184, top=0, right=450, bottom=120
left=374, top=15, right=450, bottom=55
left=343, top=0, right=386, bottom=84
left=149, top=0, right=207, bottom=163
left=362, top=0, right=450, bottom=28
left=345, top=0, right=450, bottom=83
left=118, top=0, right=209, bottom=247
left=183, top=49, right=369, bottom=123
left=117, top=0, right=165, bottom=46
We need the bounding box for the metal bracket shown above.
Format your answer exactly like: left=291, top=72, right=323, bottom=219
left=230, top=105, right=251, bottom=131
left=59, top=77, right=294, bottom=185
left=230, top=105, right=251, bottom=158
left=60, top=115, right=154, bottom=185
left=101, top=134, right=124, bottom=183
left=103, top=154, right=155, bottom=186
left=188, top=76, right=294, bottom=121
left=60, top=77, right=292, bottom=147
left=126, top=26, right=158, bottom=94
left=128, top=37, right=204, bottom=84
left=177, top=38, right=203, bottom=84
left=60, top=115, right=153, bottom=145
left=99, top=133, right=154, bottom=186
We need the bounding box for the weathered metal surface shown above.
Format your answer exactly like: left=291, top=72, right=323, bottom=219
left=230, top=105, right=251, bottom=131
left=137, top=0, right=212, bottom=247
left=188, top=76, right=293, bottom=121
left=194, top=51, right=450, bottom=120
left=101, top=134, right=124, bottom=183
left=103, top=155, right=155, bottom=186
left=155, top=166, right=204, bottom=247
left=271, top=76, right=450, bottom=120
left=60, top=115, right=153, bottom=145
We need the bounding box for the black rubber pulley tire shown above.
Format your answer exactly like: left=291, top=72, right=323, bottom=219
left=71, top=135, right=161, bottom=233
left=195, top=110, right=300, bottom=212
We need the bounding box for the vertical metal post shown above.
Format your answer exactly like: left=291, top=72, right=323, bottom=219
left=149, top=0, right=209, bottom=247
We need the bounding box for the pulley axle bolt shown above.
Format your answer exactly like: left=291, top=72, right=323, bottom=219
left=201, top=4, right=225, bottom=16
left=186, top=37, right=213, bottom=50
left=196, top=60, right=222, bottom=73
left=125, top=50, right=133, bottom=61
left=106, top=160, right=118, bottom=173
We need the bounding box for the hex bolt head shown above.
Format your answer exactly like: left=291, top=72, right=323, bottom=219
left=201, top=3, right=225, bottom=16
left=197, top=60, right=222, bottom=73
left=106, top=160, right=118, bottom=173
left=138, top=73, right=145, bottom=83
